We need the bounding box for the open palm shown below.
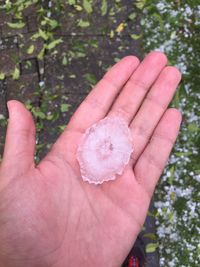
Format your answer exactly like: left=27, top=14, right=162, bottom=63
left=0, top=52, right=181, bottom=267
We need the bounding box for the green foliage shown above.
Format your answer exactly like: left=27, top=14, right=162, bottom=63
left=0, top=73, right=5, bottom=80
left=7, top=21, right=25, bottom=29
left=143, top=233, right=157, bottom=240
left=62, top=55, right=68, bottom=66
left=68, top=0, right=76, bottom=5
left=41, top=17, right=59, bottom=30
left=141, top=1, right=200, bottom=266
left=12, top=67, right=20, bottom=80
left=27, top=44, right=35, bottom=55
left=84, top=73, right=97, bottom=85
left=128, top=12, right=137, bottom=20
left=135, top=0, right=146, bottom=10
left=60, top=104, right=71, bottom=113
left=46, top=39, right=63, bottom=50
left=77, top=19, right=90, bottom=28
left=74, top=5, right=83, bottom=11
left=145, top=243, right=159, bottom=253
left=130, top=33, right=143, bottom=40
left=101, top=0, right=108, bottom=16
left=83, top=0, right=93, bottom=14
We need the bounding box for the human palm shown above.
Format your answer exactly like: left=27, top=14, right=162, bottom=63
left=0, top=52, right=182, bottom=267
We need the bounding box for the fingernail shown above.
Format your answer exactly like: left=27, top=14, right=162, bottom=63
left=7, top=100, right=14, bottom=117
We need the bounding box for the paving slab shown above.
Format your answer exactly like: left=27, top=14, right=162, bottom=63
left=0, top=11, right=12, bottom=26
left=52, top=0, right=140, bottom=36
left=0, top=36, right=18, bottom=51
left=6, top=73, right=40, bottom=104
left=44, top=35, right=141, bottom=96
left=18, top=33, right=44, bottom=60
left=26, top=15, right=38, bottom=33
left=0, top=48, right=19, bottom=75
left=22, top=4, right=40, bottom=17
left=1, top=19, right=28, bottom=38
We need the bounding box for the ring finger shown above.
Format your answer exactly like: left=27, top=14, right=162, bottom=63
left=130, top=66, right=181, bottom=164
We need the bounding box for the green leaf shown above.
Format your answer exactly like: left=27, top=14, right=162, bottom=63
left=46, top=114, right=54, bottom=120
left=74, top=4, right=83, bottom=11
left=83, top=0, right=92, bottom=13
left=0, top=73, right=5, bottom=80
left=5, top=0, right=12, bottom=10
left=12, top=67, right=20, bottom=80
left=84, top=73, right=97, bottom=85
left=135, top=0, right=146, bottom=9
left=31, top=32, right=41, bottom=40
left=140, top=18, right=145, bottom=26
left=38, top=28, right=49, bottom=40
left=116, top=22, right=126, bottom=33
left=101, top=0, right=108, bottom=16
left=168, top=165, right=175, bottom=185
left=129, top=12, right=137, bottom=20
left=78, top=19, right=90, bottom=28
left=58, top=125, right=66, bottom=132
left=174, top=151, right=193, bottom=156
left=197, top=244, right=200, bottom=256
left=27, top=44, right=35, bottom=54
left=25, top=103, right=33, bottom=110
left=36, top=111, right=46, bottom=119
left=7, top=21, right=25, bottom=29
left=47, top=18, right=59, bottom=29
left=46, top=39, right=63, bottom=50
left=37, top=47, right=45, bottom=60
left=41, top=17, right=59, bottom=30
left=62, top=55, right=68, bottom=66
left=32, top=108, right=46, bottom=119
left=75, top=51, right=86, bottom=58
left=110, top=30, right=114, bottom=38
left=188, top=123, right=199, bottom=132
left=152, top=13, right=164, bottom=30
left=68, top=0, right=76, bottom=5
left=145, top=243, right=159, bottom=253
left=61, top=104, right=71, bottom=112
left=143, top=233, right=157, bottom=240
left=130, top=33, right=143, bottom=40
left=170, top=191, right=176, bottom=201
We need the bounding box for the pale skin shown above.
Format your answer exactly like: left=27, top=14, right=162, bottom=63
left=0, top=51, right=182, bottom=267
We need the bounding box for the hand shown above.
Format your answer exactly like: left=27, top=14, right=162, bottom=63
left=0, top=51, right=182, bottom=267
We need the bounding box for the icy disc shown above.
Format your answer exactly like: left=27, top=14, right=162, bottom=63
left=77, top=116, right=133, bottom=184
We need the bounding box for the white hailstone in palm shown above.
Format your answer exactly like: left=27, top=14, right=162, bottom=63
left=77, top=116, right=133, bottom=184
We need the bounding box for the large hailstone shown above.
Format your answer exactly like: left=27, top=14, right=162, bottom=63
left=77, top=116, right=133, bottom=184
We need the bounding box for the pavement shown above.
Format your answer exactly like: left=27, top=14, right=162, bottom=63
left=0, top=1, right=159, bottom=266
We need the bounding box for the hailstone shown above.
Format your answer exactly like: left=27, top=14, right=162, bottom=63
left=77, top=116, right=133, bottom=184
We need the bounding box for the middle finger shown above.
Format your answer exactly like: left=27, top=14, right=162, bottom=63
left=108, top=51, right=167, bottom=122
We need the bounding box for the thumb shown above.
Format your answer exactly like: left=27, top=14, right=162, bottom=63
left=2, top=100, right=36, bottom=173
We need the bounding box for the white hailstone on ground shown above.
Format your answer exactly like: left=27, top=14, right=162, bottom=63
left=77, top=116, right=133, bottom=184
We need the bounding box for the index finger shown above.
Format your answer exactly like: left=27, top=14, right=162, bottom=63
left=66, top=56, right=140, bottom=133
